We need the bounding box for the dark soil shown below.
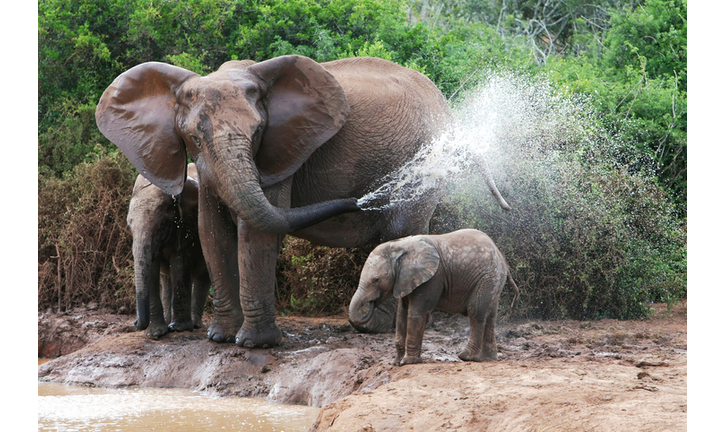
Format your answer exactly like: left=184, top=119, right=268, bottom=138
left=38, top=301, right=686, bottom=431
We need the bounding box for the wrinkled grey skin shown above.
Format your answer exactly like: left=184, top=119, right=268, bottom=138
left=349, top=229, right=519, bottom=365
left=127, top=163, right=210, bottom=339
left=97, top=55, right=511, bottom=348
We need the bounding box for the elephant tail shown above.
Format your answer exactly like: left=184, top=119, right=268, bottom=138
left=507, top=271, right=520, bottom=310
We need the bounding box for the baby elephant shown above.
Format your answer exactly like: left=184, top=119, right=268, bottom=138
left=349, top=229, right=519, bottom=365
left=127, top=163, right=210, bottom=339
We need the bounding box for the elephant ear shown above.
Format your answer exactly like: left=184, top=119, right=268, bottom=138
left=95, top=62, right=198, bottom=196
left=247, top=55, right=350, bottom=187
left=392, top=238, right=441, bottom=299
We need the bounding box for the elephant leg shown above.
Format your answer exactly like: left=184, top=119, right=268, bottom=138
left=459, top=306, right=498, bottom=362
left=191, top=271, right=211, bottom=329
left=458, top=314, right=485, bottom=361
left=481, top=307, right=499, bottom=361
left=168, top=253, right=194, bottom=332
left=234, top=179, right=292, bottom=348
left=199, top=190, right=243, bottom=343
left=159, top=269, right=172, bottom=327
left=234, top=222, right=284, bottom=348
left=393, top=298, right=408, bottom=366
left=400, top=307, right=431, bottom=366
left=145, top=262, right=169, bottom=339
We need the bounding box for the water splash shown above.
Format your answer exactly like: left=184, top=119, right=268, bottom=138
left=356, top=72, right=586, bottom=211
left=356, top=116, right=502, bottom=211
left=357, top=125, right=467, bottom=210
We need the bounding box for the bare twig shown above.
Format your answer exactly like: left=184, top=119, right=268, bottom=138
left=448, top=66, right=482, bottom=101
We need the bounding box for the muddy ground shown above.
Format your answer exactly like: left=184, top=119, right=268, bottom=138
left=38, top=301, right=686, bottom=431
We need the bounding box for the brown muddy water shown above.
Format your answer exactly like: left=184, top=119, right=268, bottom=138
left=38, top=359, right=319, bottom=432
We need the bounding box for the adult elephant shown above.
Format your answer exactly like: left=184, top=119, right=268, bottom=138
left=127, top=163, right=210, bottom=339
left=96, top=55, right=511, bottom=348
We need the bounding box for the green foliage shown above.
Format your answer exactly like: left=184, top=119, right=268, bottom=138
left=38, top=0, right=686, bottom=320
left=39, top=0, right=128, bottom=128
left=38, top=100, right=113, bottom=179
left=431, top=73, right=685, bottom=320
left=167, top=52, right=211, bottom=75
left=603, top=0, right=686, bottom=90
left=543, top=0, right=687, bottom=208
left=228, top=0, right=407, bottom=62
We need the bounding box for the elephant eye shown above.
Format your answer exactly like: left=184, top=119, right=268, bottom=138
left=372, top=277, right=380, bottom=284
left=190, top=134, right=201, bottom=148
left=244, top=85, right=260, bottom=99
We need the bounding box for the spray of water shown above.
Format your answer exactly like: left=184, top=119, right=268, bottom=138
left=356, top=124, right=469, bottom=210
left=356, top=72, right=597, bottom=212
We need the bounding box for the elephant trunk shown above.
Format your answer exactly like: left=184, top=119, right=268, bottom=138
left=349, top=288, right=376, bottom=325
left=132, top=239, right=160, bottom=330
left=215, top=143, right=361, bottom=234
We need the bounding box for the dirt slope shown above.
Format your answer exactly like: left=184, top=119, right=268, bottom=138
left=38, top=302, right=686, bottom=431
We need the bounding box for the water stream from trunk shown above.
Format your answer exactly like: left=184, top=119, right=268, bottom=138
left=355, top=72, right=608, bottom=212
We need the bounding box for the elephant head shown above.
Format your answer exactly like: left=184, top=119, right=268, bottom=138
left=349, top=237, right=440, bottom=326
left=98, top=55, right=359, bottom=234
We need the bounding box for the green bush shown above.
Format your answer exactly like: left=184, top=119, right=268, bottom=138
left=543, top=0, right=687, bottom=209
left=431, top=73, right=685, bottom=320
left=38, top=101, right=116, bottom=179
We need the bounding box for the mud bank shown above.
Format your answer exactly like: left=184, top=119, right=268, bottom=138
left=39, top=302, right=686, bottom=431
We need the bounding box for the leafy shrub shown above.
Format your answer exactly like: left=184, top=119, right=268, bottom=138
left=275, top=237, right=374, bottom=316
left=544, top=0, right=687, bottom=209
left=38, top=101, right=115, bottom=179
left=430, top=73, right=686, bottom=320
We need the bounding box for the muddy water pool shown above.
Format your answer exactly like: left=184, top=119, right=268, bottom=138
left=38, top=359, right=319, bottom=432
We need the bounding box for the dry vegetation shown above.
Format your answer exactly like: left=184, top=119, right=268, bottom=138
left=38, top=153, right=136, bottom=313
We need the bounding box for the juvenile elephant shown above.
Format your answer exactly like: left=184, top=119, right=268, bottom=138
left=97, top=55, right=511, bottom=348
left=127, top=163, right=210, bottom=339
left=349, top=229, right=519, bottom=365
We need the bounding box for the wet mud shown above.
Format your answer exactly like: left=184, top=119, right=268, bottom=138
left=39, top=302, right=686, bottom=431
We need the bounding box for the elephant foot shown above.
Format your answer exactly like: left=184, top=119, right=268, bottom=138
left=458, top=348, right=497, bottom=362
left=235, top=322, right=283, bottom=348
left=393, top=348, right=405, bottom=366
left=399, top=355, right=423, bottom=366
left=207, top=315, right=244, bottom=343
left=169, top=319, right=194, bottom=333
left=134, top=318, right=149, bottom=331
left=192, top=313, right=204, bottom=329
left=145, top=321, right=169, bottom=339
